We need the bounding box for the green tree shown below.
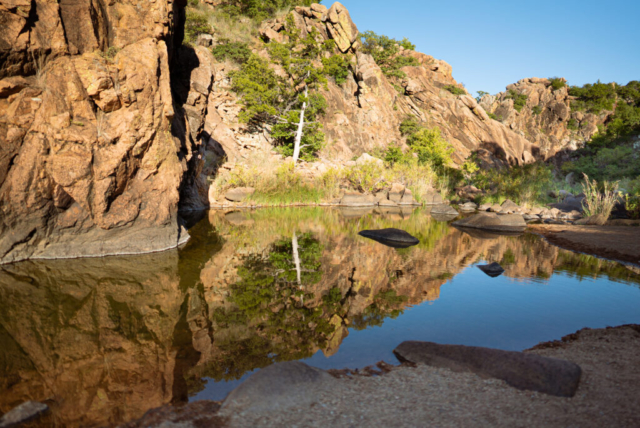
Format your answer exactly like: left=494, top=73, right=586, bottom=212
left=476, top=90, right=489, bottom=102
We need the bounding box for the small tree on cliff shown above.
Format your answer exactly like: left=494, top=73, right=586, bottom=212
left=230, top=14, right=331, bottom=163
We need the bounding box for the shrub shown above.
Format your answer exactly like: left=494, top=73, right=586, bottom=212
left=360, top=31, right=419, bottom=79
left=549, top=77, right=566, bottom=91
left=581, top=174, right=619, bottom=219
left=474, top=163, right=553, bottom=207
left=212, top=40, right=252, bottom=64
left=399, top=116, right=421, bottom=136
left=569, top=81, right=616, bottom=114
left=567, top=118, right=579, bottom=130
left=345, top=160, right=387, bottom=193
left=184, top=8, right=212, bottom=44
left=487, top=112, right=499, bottom=120
left=382, top=143, right=405, bottom=166
left=406, top=127, right=454, bottom=169
left=443, top=85, right=466, bottom=96
left=505, top=89, right=528, bottom=112
left=322, top=54, right=352, bottom=85
left=532, top=105, right=542, bottom=115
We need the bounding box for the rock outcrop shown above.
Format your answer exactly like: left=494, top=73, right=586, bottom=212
left=480, top=77, right=607, bottom=159
left=0, top=0, right=208, bottom=264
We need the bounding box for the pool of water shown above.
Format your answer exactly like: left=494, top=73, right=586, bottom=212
left=1, top=207, right=639, bottom=426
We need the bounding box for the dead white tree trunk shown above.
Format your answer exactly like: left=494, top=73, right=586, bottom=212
left=292, top=231, right=302, bottom=287
left=292, top=83, right=308, bottom=165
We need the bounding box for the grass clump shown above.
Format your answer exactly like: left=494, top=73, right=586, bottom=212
left=505, top=89, right=528, bottom=112
left=532, top=105, right=542, bottom=115
left=443, top=85, right=466, bottom=96
left=581, top=174, right=619, bottom=218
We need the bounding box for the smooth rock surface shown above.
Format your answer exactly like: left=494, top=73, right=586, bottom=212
left=393, top=341, right=582, bottom=397
left=340, top=192, right=376, bottom=207
left=219, top=362, right=341, bottom=417
left=224, top=187, right=255, bottom=202
left=430, top=204, right=459, bottom=216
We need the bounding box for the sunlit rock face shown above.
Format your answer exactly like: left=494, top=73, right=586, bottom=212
left=0, top=0, right=198, bottom=264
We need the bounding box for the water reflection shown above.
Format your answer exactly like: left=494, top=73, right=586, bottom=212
left=1, top=207, right=639, bottom=427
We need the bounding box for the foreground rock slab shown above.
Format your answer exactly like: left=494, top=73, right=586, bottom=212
left=358, top=228, right=420, bottom=248
left=0, top=401, right=48, bottom=428
left=393, top=341, right=582, bottom=397
left=219, top=361, right=342, bottom=417
left=453, top=212, right=526, bottom=233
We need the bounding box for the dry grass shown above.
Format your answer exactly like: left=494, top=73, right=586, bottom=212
left=581, top=173, right=619, bottom=218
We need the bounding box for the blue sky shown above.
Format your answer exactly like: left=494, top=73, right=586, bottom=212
left=339, top=0, right=640, bottom=96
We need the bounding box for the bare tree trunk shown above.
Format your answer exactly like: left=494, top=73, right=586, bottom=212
left=292, top=84, right=308, bottom=164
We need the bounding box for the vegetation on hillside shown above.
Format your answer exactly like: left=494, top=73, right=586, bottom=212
left=505, top=89, right=528, bottom=112
left=360, top=31, right=420, bottom=79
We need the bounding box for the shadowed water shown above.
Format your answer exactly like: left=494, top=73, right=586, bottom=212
left=1, top=207, right=639, bottom=427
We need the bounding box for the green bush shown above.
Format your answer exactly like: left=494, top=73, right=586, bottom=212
left=569, top=81, right=616, bottom=113
left=322, top=54, right=351, bottom=85
left=219, top=0, right=318, bottom=21
left=212, top=40, right=252, bottom=64
left=444, top=85, right=466, bottom=96
left=407, top=127, right=454, bottom=168
left=360, top=31, right=419, bottom=79
left=532, top=105, right=542, bottom=115
left=184, top=8, right=212, bottom=44
left=382, top=143, right=405, bottom=166
left=473, top=163, right=554, bottom=206
left=505, top=89, right=528, bottom=112
left=549, top=77, right=566, bottom=91
left=567, top=118, right=579, bottom=130
left=399, top=116, right=421, bottom=136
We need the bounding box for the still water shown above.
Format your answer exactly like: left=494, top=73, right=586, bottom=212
left=1, top=207, right=639, bottom=426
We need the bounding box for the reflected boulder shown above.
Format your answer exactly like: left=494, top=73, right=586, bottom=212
left=453, top=212, right=526, bottom=233
left=359, top=228, right=420, bottom=249
left=478, top=262, right=505, bottom=277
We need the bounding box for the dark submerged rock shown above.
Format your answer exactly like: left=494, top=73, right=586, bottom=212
left=478, top=262, right=505, bottom=277
left=393, top=341, right=582, bottom=397
left=359, top=228, right=420, bottom=249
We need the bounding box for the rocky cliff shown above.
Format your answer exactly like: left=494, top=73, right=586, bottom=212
left=0, top=1, right=610, bottom=263
left=0, top=0, right=206, bottom=263
left=480, top=77, right=609, bottom=160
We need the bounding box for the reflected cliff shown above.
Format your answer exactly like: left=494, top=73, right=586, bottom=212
left=1, top=207, right=639, bottom=427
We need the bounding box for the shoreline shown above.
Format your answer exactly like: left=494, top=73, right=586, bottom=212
left=528, top=224, right=640, bottom=267
left=122, top=324, right=640, bottom=428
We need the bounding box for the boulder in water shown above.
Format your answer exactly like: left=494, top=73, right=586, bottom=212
left=359, top=228, right=420, bottom=249
left=452, top=212, right=526, bottom=233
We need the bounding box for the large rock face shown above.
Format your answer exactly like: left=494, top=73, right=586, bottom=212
left=480, top=77, right=607, bottom=159
left=0, top=0, right=210, bottom=263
